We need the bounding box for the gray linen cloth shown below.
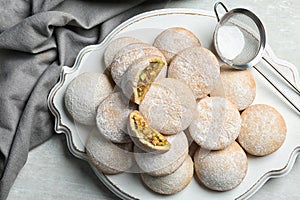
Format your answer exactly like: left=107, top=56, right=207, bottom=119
left=0, top=0, right=168, bottom=199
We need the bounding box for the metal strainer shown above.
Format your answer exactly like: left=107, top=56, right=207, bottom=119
left=213, top=2, right=300, bottom=112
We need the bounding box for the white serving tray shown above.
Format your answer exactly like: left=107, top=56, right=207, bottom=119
left=48, top=8, right=300, bottom=200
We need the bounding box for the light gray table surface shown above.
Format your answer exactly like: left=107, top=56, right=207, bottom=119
left=7, top=0, right=300, bottom=199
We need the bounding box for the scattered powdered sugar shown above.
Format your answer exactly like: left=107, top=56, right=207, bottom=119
left=217, top=25, right=245, bottom=60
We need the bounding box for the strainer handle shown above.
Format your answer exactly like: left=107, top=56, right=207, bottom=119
left=214, top=2, right=229, bottom=22
left=254, top=45, right=300, bottom=113
left=264, top=45, right=300, bottom=93
left=254, top=65, right=300, bottom=113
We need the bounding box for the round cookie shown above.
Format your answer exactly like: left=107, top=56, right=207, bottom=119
left=210, top=65, right=256, bottom=111
left=141, top=155, right=194, bottom=195
left=156, top=78, right=197, bottom=131
left=121, top=55, right=167, bottom=104
left=189, top=97, right=241, bottom=150
left=153, top=27, right=201, bottom=63
left=139, top=78, right=196, bottom=135
left=110, top=43, right=166, bottom=85
left=104, top=36, right=141, bottom=69
left=86, top=130, right=134, bottom=174
left=168, top=46, right=220, bottom=99
left=64, top=72, right=113, bottom=125
left=134, top=131, right=188, bottom=176
left=237, top=104, right=287, bottom=156
left=96, top=92, right=136, bottom=143
left=194, top=141, right=248, bottom=191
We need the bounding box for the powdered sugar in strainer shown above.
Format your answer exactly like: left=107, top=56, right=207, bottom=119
left=213, top=2, right=300, bottom=112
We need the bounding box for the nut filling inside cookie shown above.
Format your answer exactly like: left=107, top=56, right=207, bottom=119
left=137, top=61, right=164, bottom=101
left=130, top=111, right=170, bottom=148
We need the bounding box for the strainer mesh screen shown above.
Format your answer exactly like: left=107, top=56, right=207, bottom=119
left=217, top=13, right=261, bottom=65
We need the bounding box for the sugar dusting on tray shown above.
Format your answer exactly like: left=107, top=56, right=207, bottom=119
left=217, top=25, right=245, bottom=60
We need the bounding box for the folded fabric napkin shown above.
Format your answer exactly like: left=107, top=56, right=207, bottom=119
left=0, top=0, right=168, bottom=199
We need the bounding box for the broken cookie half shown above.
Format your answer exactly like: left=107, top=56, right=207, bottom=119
left=121, top=55, right=167, bottom=105
left=128, top=110, right=170, bottom=154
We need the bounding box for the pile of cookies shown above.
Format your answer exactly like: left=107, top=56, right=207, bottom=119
left=64, top=27, right=287, bottom=195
